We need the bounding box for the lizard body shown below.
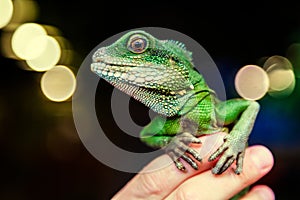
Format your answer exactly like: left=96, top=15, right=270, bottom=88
left=91, top=30, right=259, bottom=175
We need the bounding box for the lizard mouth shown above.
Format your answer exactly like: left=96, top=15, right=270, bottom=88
left=91, top=61, right=194, bottom=98
left=91, top=61, right=181, bottom=97
left=91, top=60, right=169, bottom=86
left=91, top=61, right=132, bottom=77
left=91, top=61, right=154, bottom=92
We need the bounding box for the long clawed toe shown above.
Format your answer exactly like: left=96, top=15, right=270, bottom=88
left=209, top=137, right=246, bottom=175
left=166, top=132, right=202, bottom=171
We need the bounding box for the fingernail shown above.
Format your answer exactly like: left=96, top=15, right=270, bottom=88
left=251, top=146, right=274, bottom=173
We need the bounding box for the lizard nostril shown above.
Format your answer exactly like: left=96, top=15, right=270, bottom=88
left=92, top=47, right=106, bottom=62
left=98, top=47, right=106, bottom=54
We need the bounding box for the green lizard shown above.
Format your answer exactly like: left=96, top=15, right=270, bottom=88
left=90, top=30, right=259, bottom=175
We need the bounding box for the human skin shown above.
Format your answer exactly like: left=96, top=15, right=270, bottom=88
left=112, top=132, right=275, bottom=200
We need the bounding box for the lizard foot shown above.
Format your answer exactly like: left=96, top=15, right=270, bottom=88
left=208, top=134, right=246, bottom=175
left=165, top=132, right=202, bottom=171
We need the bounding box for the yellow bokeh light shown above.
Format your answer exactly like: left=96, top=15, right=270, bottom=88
left=8, top=0, right=39, bottom=26
left=268, top=78, right=295, bottom=98
left=0, top=30, right=18, bottom=59
left=11, top=23, right=47, bottom=60
left=41, top=65, right=76, bottom=102
left=263, top=55, right=293, bottom=71
left=43, top=25, right=62, bottom=37
left=266, top=65, right=295, bottom=91
left=235, top=65, right=269, bottom=100
left=26, top=36, right=61, bottom=71
left=53, top=36, right=74, bottom=66
left=263, top=55, right=295, bottom=98
left=0, top=0, right=14, bottom=29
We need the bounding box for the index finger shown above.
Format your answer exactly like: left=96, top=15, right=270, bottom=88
left=112, top=132, right=226, bottom=199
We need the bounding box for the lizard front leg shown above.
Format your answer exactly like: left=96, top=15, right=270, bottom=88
left=140, top=116, right=202, bottom=171
left=209, top=99, right=260, bottom=174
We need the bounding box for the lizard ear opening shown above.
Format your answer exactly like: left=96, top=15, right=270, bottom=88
left=127, top=34, right=148, bottom=54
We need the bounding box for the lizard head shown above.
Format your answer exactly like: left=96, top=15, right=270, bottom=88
left=91, top=30, right=197, bottom=117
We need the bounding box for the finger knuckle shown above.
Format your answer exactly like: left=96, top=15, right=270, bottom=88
left=137, top=173, right=165, bottom=196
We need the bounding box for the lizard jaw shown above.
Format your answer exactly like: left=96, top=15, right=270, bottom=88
left=91, top=61, right=193, bottom=98
left=91, top=61, right=185, bottom=117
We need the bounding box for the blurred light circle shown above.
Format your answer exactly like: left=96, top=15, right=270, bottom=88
left=41, top=65, right=76, bottom=102
left=10, top=0, right=39, bottom=24
left=266, top=65, right=295, bottom=91
left=11, top=23, right=47, bottom=59
left=263, top=55, right=293, bottom=71
left=0, top=0, right=13, bottom=29
left=235, top=65, right=269, bottom=100
left=268, top=78, right=295, bottom=98
left=25, top=35, right=48, bottom=59
left=26, top=36, right=61, bottom=71
left=263, top=55, right=295, bottom=98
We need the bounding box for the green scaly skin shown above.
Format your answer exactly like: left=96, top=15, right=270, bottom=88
left=91, top=30, right=260, bottom=175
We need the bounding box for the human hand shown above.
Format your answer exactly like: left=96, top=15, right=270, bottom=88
left=112, top=132, right=275, bottom=200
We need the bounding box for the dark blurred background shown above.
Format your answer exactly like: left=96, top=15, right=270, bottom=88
left=1, top=0, right=300, bottom=199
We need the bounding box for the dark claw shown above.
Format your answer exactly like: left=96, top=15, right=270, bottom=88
left=234, top=152, right=244, bottom=174
left=174, top=159, right=186, bottom=171
left=168, top=152, right=186, bottom=171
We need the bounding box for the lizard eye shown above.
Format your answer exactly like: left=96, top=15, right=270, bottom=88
left=127, top=35, right=148, bottom=53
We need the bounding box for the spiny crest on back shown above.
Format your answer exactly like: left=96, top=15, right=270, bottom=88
left=166, top=40, right=187, bottom=50
left=163, top=40, right=193, bottom=62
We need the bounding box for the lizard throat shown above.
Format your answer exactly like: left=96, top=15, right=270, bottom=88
left=111, top=80, right=182, bottom=117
